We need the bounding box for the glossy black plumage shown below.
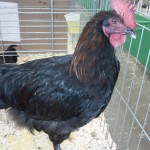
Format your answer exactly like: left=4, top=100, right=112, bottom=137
left=0, top=11, right=121, bottom=150
left=0, top=45, right=18, bottom=64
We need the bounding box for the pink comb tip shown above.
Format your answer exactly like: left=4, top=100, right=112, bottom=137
left=110, top=0, right=136, bottom=29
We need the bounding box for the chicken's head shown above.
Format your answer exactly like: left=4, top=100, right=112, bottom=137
left=102, top=0, right=136, bottom=47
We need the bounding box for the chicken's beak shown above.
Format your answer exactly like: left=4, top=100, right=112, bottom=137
left=123, top=28, right=136, bottom=39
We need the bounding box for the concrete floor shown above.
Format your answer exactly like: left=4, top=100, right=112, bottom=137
left=105, top=49, right=150, bottom=150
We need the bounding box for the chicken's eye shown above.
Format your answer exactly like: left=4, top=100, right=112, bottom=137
left=112, top=19, right=117, bottom=24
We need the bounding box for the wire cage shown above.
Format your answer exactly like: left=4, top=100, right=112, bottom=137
left=0, top=0, right=149, bottom=150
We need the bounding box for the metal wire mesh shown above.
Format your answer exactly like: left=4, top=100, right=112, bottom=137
left=0, top=0, right=149, bottom=150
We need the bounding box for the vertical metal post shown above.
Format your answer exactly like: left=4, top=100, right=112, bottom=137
left=48, top=0, right=54, bottom=51
left=17, top=0, right=22, bottom=55
left=0, top=7, right=5, bottom=63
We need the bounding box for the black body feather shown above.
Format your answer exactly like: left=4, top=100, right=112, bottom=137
left=0, top=11, right=120, bottom=149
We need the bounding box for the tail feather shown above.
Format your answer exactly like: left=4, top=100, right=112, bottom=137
left=0, top=45, right=18, bottom=64
left=5, top=45, right=19, bottom=57
left=6, top=45, right=17, bottom=52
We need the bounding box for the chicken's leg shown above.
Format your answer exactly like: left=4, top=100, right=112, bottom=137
left=53, top=143, right=61, bottom=150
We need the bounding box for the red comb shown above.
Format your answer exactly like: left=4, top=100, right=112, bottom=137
left=110, top=0, right=136, bottom=29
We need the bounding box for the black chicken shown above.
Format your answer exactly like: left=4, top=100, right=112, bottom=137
left=0, top=45, right=18, bottom=64
left=0, top=0, right=136, bottom=150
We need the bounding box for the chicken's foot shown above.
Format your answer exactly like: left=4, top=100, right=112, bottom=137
left=53, top=143, right=61, bottom=150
